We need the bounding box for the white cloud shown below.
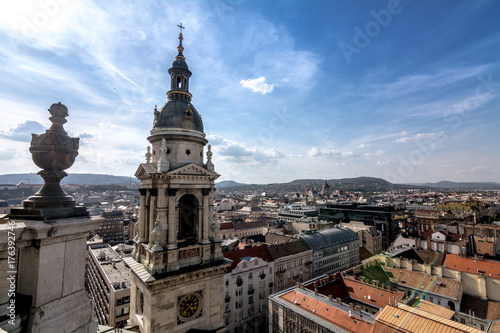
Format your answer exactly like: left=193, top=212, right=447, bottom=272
left=394, top=132, right=438, bottom=143
left=364, top=149, right=386, bottom=158
left=377, top=160, right=390, bottom=165
left=240, top=76, right=275, bottom=94
left=357, top=143, right=370, bottom=148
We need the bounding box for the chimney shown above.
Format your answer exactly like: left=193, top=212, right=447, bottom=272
left=329, top=295, right=333, bottom=302
left=336, top=297, right=342, bottom=304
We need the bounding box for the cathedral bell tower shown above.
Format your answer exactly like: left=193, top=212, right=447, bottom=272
left=127, top=24, right=228, bottom=333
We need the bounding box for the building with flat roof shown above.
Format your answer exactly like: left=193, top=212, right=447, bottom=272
left=87, top=243, right=131, bottom=328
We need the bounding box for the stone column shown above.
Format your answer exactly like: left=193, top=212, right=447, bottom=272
left=201, top=189, right=210, bottom=244
left=167, top=189, right=177, bottom=249
left=148, top=189, right=157, bottom=247
left=138, top=189, right=147, bottom=242
left=157, top=188, right=168, bottom=246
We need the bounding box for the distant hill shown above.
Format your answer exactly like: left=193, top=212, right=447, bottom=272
left=0, top=173, right=139, bottom=186
left=422, top=181, right=500, bottom=190
left=215, top=180, right=248, bottom=188
left=217, top=176, right=399, bottom=193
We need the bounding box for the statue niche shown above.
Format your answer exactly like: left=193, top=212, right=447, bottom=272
left=178, top=194, right=199, bottom=246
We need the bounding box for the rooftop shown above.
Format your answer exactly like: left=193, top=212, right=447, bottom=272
left=276, top=287, right=375, bottom=332
left=299, top=226, right=358, bottom=251
left=385, top=267, right=461, bottom=300
left=444, top=254, right=500, bottom=279
left=223, top=245, right=272, bottom=273
left=460, top=294, right=500, bottom=321
left=267, top=240, right=311, bottom=260
left=89, top=244, right=131, bottom=290
left=374, top=304, right=483, bottom=333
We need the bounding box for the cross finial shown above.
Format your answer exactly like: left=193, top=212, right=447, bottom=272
left=177, top=23, right=185, bottom=34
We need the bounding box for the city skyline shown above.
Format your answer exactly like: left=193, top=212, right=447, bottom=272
left=0, top=0, right=499, bottom=185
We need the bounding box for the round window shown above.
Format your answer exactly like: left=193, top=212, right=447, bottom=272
left=186, top=149, right=191, bottom=155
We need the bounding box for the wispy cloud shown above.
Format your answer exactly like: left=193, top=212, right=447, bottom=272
left=364, top=149, right=386, bottom=158
left=394, top=132, right=438, bottom=143
left=308, top=147, right=358, bottom=158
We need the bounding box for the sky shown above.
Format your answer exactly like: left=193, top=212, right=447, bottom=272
left=0, top=0, right=499, bottom=185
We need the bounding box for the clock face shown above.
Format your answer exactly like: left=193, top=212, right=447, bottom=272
left=178, top=293, right=201, bottom=319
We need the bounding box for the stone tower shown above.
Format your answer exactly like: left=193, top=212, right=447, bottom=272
left=127, top=25, right=228, bottom=333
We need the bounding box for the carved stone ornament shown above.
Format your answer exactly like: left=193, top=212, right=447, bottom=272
left=9, top=102, right=88, bottom=220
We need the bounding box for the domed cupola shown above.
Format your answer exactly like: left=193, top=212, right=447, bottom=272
left=148, top=24, right=207, bottom=170
left=152, top=23, right=204, bottom=135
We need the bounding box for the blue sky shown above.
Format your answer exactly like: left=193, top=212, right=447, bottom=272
left=0, top=0, right=499, bottom=184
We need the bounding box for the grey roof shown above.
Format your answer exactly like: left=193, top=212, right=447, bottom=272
left=154, top=100, right=203, bottom=132
left=266, top=241, right=310, bottom=260
left=89, top=244, right=131, bottom=290
left=232, top=220, right=266, bottom=230
left=299, top=226, right=358, bottom=251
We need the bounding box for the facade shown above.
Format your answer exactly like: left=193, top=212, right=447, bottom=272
left=391, top=233, right=468, bottom=255
left=278, top=204, right=318, bottom=223
left=320, top=203, right=403, bottom=250
left=0, top=200, right=9, bottom=215
left=299, top=226, right=360, bottom=277
left=87, top=243, right=131, bottom=328
left=219, top=219, right=268, bottom=240
left=127, top=28, right=229, bottom=333
left=414, top=209, right=473, bottom=230
left=96, top=210, right=126, bottom=243
left=286, top=216, right=335, bottom=235
left=340, top=220, right=383, bottom=255
left=267, top=241, right=313, bottom=293
left=222, top=245, right=273, bottom=332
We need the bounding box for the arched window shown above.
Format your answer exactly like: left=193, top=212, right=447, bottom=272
left=178, top=194, right=199, bottom=245
left=177, top=76, right=182, bottom=88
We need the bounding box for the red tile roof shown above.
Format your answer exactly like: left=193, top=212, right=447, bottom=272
left=219, top=222, right=233, bottom=230
left=280, top=290, right=373, bottom=332
left=343, top=276, right=404, bottom=309
left=444, top=254, right=500, bottom=279
left=222, top=245, right=272, bottom=273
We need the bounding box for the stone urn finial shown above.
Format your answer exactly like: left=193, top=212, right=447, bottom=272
left=10, top=102, right=87, bottom=220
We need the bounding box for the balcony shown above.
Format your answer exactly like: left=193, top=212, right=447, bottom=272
left=305, top=260, right=312, bottom=266
left=236, top=278, right=243, bottom=287
left=276, top=268, right=286, bottom=275
left=259, top=273, right=266, bottom=279
left=225, top=296, right=231, bottom=303
left=269, top=282, right=274, bottom=288
left=248, top=288, right=255, bottom=295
